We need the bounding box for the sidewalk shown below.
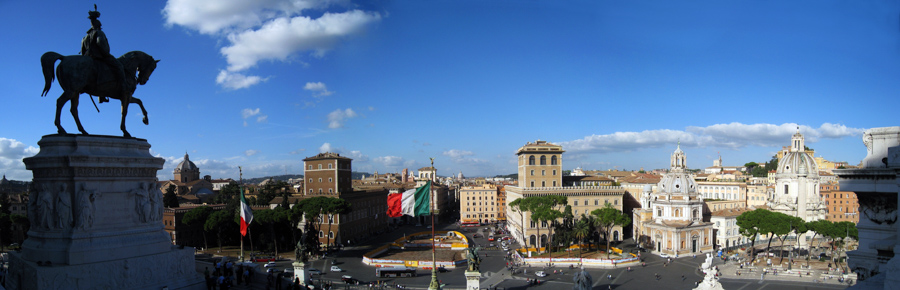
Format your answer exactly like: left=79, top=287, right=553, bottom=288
left=715, top=259, right=855, bottom=286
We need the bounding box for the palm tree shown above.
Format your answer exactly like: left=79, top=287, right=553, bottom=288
left=574, top=215, right=591, bottom=258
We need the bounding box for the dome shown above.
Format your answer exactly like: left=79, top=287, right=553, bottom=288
left=658, top=145, right=699, bottom=195
left=174, top=153, right=198, bottom=173
left=778, top=151, right=818, bottom=177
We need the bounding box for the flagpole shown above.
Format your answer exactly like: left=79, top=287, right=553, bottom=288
left=239, top=166, right=244, bottom=263
left=428, top=158, right=440, bottom=290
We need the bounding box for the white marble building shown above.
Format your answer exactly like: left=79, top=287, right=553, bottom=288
left=768, top=129, right=827, bottom=222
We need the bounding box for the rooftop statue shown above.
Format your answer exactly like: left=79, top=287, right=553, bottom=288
left=40, top=5, right=159, bottom=138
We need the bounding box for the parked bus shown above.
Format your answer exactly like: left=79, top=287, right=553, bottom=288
left=375, top=266, right=417, bottom=278
left=460, top=220, right=480, bottom=227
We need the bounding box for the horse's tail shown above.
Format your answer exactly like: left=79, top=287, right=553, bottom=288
left=41, top=51, right=64, bottom=97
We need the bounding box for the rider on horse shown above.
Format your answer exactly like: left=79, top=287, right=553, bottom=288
left=81, top=5, right=127, bottom=104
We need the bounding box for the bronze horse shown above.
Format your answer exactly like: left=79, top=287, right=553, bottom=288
left=41, top=51, right=159, bottom=138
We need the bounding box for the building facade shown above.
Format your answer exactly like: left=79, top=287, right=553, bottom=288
left=505, top=140, right=626, bottom=248
left=460, top=184, right=500, bottom=224
left=632, top=145, right=714, bottom=256
left=819, top=182, right=859, bottom=223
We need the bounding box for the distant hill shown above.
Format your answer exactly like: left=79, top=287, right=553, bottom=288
left=243, top=174, right=303, bottom=185
left=494, top=173, right=517, bottom=179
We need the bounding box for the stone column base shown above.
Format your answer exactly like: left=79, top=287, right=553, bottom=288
left=465, top=270, right=480, bottom=290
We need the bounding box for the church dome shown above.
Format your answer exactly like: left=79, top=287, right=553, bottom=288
left=174, top=153, right=198, bottom=173
left=657, top=145, right=699, bottom=195
left=778, top=151, right=818, bottom=177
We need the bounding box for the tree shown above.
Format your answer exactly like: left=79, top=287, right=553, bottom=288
left=254, top=207, right=288, bottom=256
left=737, top=208, right=769, bottom=262
left=295, top=196, right=351, bottom=252
left=205, top=210, right=233, bottom=252
left=805, top=219, right=833, bottom=267
left=763, top=155, right=779, bottom=173
left=573, top=215, right=591, bottom=258
left=322, top=198, right=352, bottom=249
left=509, top=198, right=534, bottom=248
left=590, top=203, right=631, bottom=258
left=163, top=184, right=179, bottom=208
left=182, top=205, right=212, bottom=249
left=777, top=216, right=804, bottom=264
left=759, top=212, right=792, bottom=261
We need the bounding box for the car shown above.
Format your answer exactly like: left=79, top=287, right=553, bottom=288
left=489, top=243, right=495, bottom=247
left=535, top=271, right=547, bottom=277
left=438, top=266, right=449, bottom=273
left=331, top=266, right=343, bottom=272
left=264, top=262, right=277, bottom=268
left=341, top=275, right=354, bottom=282
left=308, top=268, right=322, bottom=275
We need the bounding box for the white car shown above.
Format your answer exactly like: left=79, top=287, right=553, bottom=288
left=330, top=266, right=343, bottom=272
left=535, top=271, right=547, bottom=277
left=264, top=262, right=277, bottom=268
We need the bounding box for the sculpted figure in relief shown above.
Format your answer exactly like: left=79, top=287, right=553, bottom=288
left=151, top=181, right=164, bottom=221
left=56, top=183, right=73, bottom=229
left=75, top=182, right=101, bottom=230
left=133, top=182, right=151, bottom=222
left=37, top=183, right=56, bottom=229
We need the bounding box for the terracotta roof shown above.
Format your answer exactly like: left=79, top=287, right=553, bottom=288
left=303, top=152, right=352, bottom=161
left=619, top=173, right=661, bottom=184
left=711, top=207, right=751, bottom=217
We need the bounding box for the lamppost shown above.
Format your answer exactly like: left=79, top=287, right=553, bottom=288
left=788, top=220, right=793, bottom=271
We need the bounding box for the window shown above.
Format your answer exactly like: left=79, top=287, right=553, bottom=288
left=541, top=170, right=545, bottom=176
left=329, top=189, right=333, bottom=193
left=328, top=164, right=333, bottom=169
left=551, top=156, right=557, bottom=165
left=575, top=200, right=579, bottom=206
left=614, top=200, right=618, bottom=205
left=319, top=231, right=324, bottom=238
left=318, top=178, right=322, bottom=182
left=595, top=200, right=599, bottom=206
left=553, top=170, right=556, bottom=175
left=541, top=181, right=545, bottom=187
left=308, top=165, right=312, bottom=170
left=529, top=156, right=535, bottom=165
left=318, top=164, right=322, bottom=169
left=329, top=231, right=335, bottom=239
left=309, top=189, right=313, bottom=193
left=540, top=156, right=546, bottom=165
left=318, top=189, right=323, bottom=193
left=531, top=170, right=534, bottom=176
left=530, top=181, right=534, bottom=187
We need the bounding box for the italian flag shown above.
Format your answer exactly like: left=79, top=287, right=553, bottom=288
left=239, top=188, right=253, bottom=236
left=386, top=181, right=431, bottom=217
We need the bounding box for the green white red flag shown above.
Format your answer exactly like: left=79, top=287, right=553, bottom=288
left=239, top=188, right=253, bottom=236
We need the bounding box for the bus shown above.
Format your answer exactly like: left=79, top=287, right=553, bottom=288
left=460, top=220, right=480, bottom=227
left=375, top=266, right=417, bottom=278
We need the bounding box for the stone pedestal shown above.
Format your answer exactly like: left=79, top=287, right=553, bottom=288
left=293, top=262, right=308, bottom=286
left=834, top=127, right=900, bottom=288
left=3, top=135, right=204, bottom=290
left=465, top=270, right=480, bottom=290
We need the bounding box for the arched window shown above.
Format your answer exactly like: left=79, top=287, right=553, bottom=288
left=328, top=164, right=333, bottom=169
left=318, top=164, right=322, bottom=169
left=540, top=156, right=547, bottom=165
left=319, top=231, right=324, bottom=238
left=541, top=181, right=545, bottom=187
left=329, top=188, right=333, bottom=193
left=308, top=165, right=312, bottom=170
left=552, top=181, right=557, bottom=187
left=329, top=178, right=333, bottom=182
left=318, top=178, right=322, bottom=182
left=529, top=156, right=535, bottom=165
left=329, top=231, right=335, bottom=239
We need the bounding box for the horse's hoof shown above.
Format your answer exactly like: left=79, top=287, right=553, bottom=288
left=58, top=128, right=67, bottom=135
left=143, top=117, right=149, bottom=125
left=123, top=132, right=132, bottom=138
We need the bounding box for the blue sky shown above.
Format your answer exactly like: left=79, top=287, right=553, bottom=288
left=2, top=0, right=898, bottom=181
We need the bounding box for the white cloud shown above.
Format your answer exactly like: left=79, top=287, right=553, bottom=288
left=0, top=138, right=38, bottom=180
left=374, top=156, right=406, bottom=168
left=165, top=0, right=381, bottom=89
left=220, top=10, right=381, bottom=72
left=347, top=150, right=369, bottom=162
left=319, top=143, right=333, bottom=153
left=245, top=150, right=259, bottom=156
left=443, top=149, right=474, bottom=159
left=217, top=70, right=267, bottom=90
left=241, top=107, right=268, bottom=125
left=562, top=123, right=864, bottom=154
left=327, top=108, right=357, bottom=129
left=162, top=0, right=327, bottom=35
left=289, top=148, right=306, bottom=155
left=242, top=108, right=261, bottom=119
left=304, top=82, right=334, bottom=97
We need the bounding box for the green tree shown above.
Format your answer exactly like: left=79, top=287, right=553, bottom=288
left=182, top=205, right=212, bottom=249
left=777, top=216, right=805, bottom=264
left=163, top=184, right=179, bottom=208
left=295, top=196, right=351, bottom=252
left=205, top=209, right=233, bottom=252
left=763, top=155, right=779, bottom=173
left=508, top=198, right=535, bottom=248
left=322, top=198, right=352, bottom=249
left=590, top=203, right=631, bottom=258
left=737, top=208, right=769, bottom=261
left=254, top=207, right=288, bottom=256
left=573, top=215, right=591, bottom=258
left=805, top=219, right=833, bottom=266
left=759, top=211, right=792, bottom=260
left=0, top=212, right=10, bottom=250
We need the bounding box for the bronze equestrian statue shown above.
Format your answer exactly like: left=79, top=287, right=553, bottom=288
left=41, top=5, right=159, bottom=138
